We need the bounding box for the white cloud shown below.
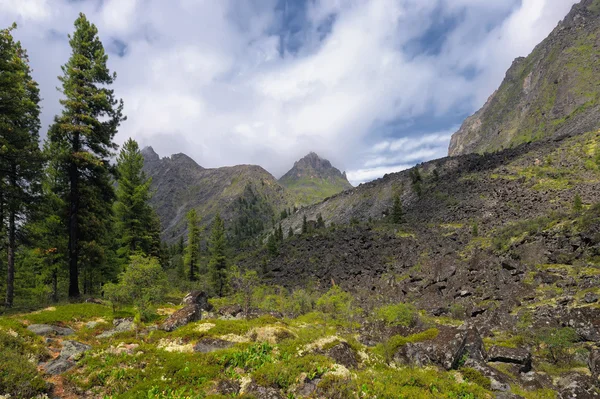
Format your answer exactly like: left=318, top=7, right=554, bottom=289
left=0, top=0, right=579, bottom=182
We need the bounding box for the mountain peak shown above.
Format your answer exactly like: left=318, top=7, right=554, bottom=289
left=279, top=152, right=352, bottom=206
left=141, top=146, right=159, bottom=162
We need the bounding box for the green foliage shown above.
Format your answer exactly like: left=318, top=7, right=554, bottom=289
left=391, top=194, right=404, bottom=224
left=492, top=214, right=557, bottom=253
left=0, top=330, right=48, bottom=398
left=374, top=303, right=418, bottom=327
left=220, top=342, right=274, bottom=372
left=573, top=193, right=583, bottom=213
left=229, top=266, right=260, bottom=316
left=209, top=213, right=228, bottom=296
left=316, top=285, right=356, bottom=320
left=114, top=138, right=161, bottom=262
left=0, top=23, right=43, bottom=308
left=185, top=209, right=201, bottom=281
left=104, top=255, right=168, bottom=321
left=374, top=329, right=439, bottom=362
left=47, top=13, right=125, bottom=298
left=537, top=327, right=578, bottom=364
left=253, top=353, right=331, bottom=389
left=471, top=221, right=479, bottom=237
left=460, top=367, right=491, bottom=390
left=21, top=303, right=112, bottom=324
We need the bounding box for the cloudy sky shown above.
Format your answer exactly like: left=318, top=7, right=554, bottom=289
left=0, top=0, right=577, bottom=185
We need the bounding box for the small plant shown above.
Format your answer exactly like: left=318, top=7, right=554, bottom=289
left=537, top=327, right=578, bottom=364
left=461, top=368, right=491, bottom=389
left=374, top=303, right=418, bottom=327
left=471, top=221, right=479, bottom=237
left=220, top=342, right=274, bottom=371
left=573, top=193, right=583, bottom=212
left=316, top=285, right=356, bottom=320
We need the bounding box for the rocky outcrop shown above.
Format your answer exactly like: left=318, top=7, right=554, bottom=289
left=449, top=0, right=600, bottom=156
left=27, top=324, right=74, bottom=337
left=488, top=346, right=532, bottom=373
left=43, top=340, right=91, bottom=375
left=161, top=304, right=202, bottom=332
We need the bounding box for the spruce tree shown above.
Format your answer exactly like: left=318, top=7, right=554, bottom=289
left=48, top=14, right=125, bottom=297
left=302, top=215, right=308, bottom=234
left=185, top=209, right=200, bottom=281
left=0, top=24, right=42, bottom=307
left=391, top=194, right=404, bottom=224
left=316, top=213, right=325, bottom=229
left=114, top=138, right=160, bottom=261
left=288, top=227, right=294, bottom=239
left=209, top=213, right=227, bottom=296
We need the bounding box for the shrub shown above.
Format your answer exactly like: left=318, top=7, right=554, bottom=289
left=461, top=367, right=491, bottom=389
left=0, top=331, right=48, bottom=398
left=316, top=285, right=356, bottom=320
left=538, top=327, right=578, bottom=364
left=104, top=255, right=168, bottom=321
left=374, top=303, right=418, bottom=327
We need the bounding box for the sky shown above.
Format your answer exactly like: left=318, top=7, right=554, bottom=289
left=0, top=0, right=578, bottom=185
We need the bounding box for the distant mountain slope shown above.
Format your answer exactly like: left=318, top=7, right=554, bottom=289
left=142, top=147, right=292, bottom=243
left=449, top=0, right=600, bottom=156
left=279, top=152, right=353, bottom=206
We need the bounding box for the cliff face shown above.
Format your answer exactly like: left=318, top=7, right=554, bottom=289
left=449, top=0, right=600, bottom=156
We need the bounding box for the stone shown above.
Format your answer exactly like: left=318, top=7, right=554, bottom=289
left=160, top=304, right=202, bottom=332
left=107, top=342, right=139, bottom=355
left=84, top=298, right=103, bottom=304
left=43, top=358, right=76, bottom=375
left=60, top=340, right=91, bottom=360
left=583, top=292, right=599, bottom=304
left=556, top=373, right=597, bottom=398
left=97, top=318, right=135, bottom=338
left=27, top=324, right=74, bottom=337
left=194, top=338, right=234, bottom=353
left=394, top=326, right=486, bottom=370
left=182, top=291, right=212, bottom=310
left=324, top=342, right=358, bottom=369
left=243, top=382, right=283, bottom=399
left=488, top=346, right=532, bottom=372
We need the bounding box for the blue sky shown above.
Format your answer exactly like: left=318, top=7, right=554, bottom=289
left=0, top=0, right=578, bottom=184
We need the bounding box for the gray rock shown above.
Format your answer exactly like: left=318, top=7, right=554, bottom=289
left=182, top=291, right=212, bottom=310
left=589, top=347, right=600, bottom=379
left=27, top=324, right=74, bottom=337
left=324, top=342, right=358, bottom=369
left=97, top=318, right=135, bottom=338
left=60, top=340, right=91, bottom=360
left=583, top=292, right=599, bottom=304
left=488, top=346, right=532, bottom=372
left=44, top=357, right=76, bottom=375
left=85, top=321, right=100, bottom=329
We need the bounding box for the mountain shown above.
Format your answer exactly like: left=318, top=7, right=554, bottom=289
left=279, top=152, right=353, bottom=206
left=142, top=147, right=292, bottom=243
left=449, top=0, right=600, bottom=156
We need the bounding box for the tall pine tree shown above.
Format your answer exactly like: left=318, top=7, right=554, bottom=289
left=0, top=24, right=42, bottom=308
left=185, top=209, right=200, bottom=281
left=114, top=138, right=160, bottom=261
left=48, top=14, right=125, bottom=297
left=209, top=213, right=227, bottom=297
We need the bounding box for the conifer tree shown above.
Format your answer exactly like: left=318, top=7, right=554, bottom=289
left=288, top=227, right=294, bottom=239
left=302, top=215, right=308, bottom=234
left=391, top=194, right=404, bottom=224
left=209, top=213, right=227, bottom=296
left=185, top=209, right=200, bottom=281
left=316, top=213, right=325, bottom=229
left=48, top=14, right=125, bottom=297
left=0, top=24, right=42, bottom=307
left=114, top=138, right=160, bottom=261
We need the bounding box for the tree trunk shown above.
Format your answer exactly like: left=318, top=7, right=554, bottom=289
left=52, top=267, right=58, bottom=303
left=68, top=134, right=80, bottom=298
left=5, top=210, right=15, bottom=308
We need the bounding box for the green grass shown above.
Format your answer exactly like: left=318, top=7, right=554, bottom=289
left=17, top=303, right=115, bottom=325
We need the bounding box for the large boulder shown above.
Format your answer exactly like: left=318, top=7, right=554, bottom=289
left=161, top=304, right=202, bottom=332
left=394, top=326, right=486, bottom=370
left=27, top=324, right=74, bottom=337
left=43, top=340, right=91, bottom=375
left=183, top=291, right=212, bottom=310
left=488, top=346, right=532, bottom=373
left=324, top=342, right=358, bottom=369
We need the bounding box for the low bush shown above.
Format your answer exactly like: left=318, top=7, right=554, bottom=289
left=374, top=303, right=418, bottom=327
left=0, top=330, right=48, bottom=398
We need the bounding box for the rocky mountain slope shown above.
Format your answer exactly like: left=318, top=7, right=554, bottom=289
left=279, top=152, right=353, bottom=206
left=449, top=0, right=600, bottom=156
left=142, top=147, right=292, bottom=243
